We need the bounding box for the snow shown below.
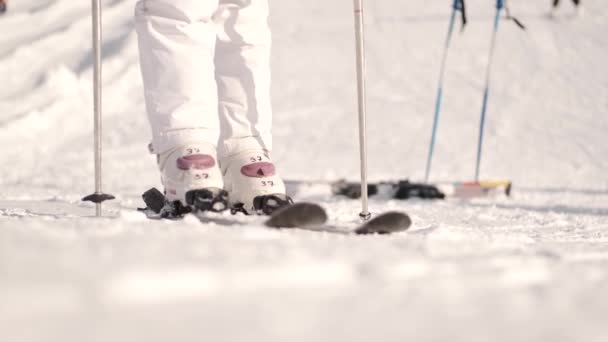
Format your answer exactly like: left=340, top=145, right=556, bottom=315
left=1, top=0, right=607, bottom=341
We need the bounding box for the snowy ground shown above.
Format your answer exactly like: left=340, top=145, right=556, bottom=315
left=1, top=0, right=607, bottom=341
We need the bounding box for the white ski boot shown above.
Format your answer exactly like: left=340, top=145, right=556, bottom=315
left=222, top=150, right=292, bottom=215
left=158, top=144, right=228, bottom=212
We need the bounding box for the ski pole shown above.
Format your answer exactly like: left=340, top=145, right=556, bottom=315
left=353, top=0, right=371, bottom=220
left=474, top=0, right=504, bottom=181
left=83, top=0, right=114, bottom=216
left=424, top=0, right=467, bottom=182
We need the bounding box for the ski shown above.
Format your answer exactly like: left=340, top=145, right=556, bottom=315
left=265, top=202, right=411, bottom=235
left=140, top=189, right=411, bottom=235
left=285, top=179, right=511, bottom=200
left=331, top=179, right=446, bottom=200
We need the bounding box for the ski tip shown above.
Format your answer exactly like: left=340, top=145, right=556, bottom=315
left=142, top=188, right=166, bottom=213
left=265, top=202, right=328, bottom=229
left=355, top=211, right=412, bottom=235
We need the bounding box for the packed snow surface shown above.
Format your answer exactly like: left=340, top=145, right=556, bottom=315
left=1, top=0, right=607, bottom=341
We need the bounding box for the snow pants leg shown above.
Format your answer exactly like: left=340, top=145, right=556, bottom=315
left=134, top=0, right=273, bottom=159
left=135, top=0, right=221, bottom=154
left=215, top=0, right=273, bottom=159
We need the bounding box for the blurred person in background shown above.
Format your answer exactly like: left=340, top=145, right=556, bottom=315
left=0, top=0, right=7, bottom=14
left=134, top=0, right=292, bottom=215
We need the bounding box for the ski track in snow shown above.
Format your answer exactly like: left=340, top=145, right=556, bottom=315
left=0, top=1, right=607, bottom=341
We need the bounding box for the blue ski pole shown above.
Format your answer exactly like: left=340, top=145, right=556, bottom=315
left=424, top=0, right=466, bottom=182
left=474, top=0, right=503, bottom=182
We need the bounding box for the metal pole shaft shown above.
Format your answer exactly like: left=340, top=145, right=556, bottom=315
left=92, top=0, right=103, bottom=216
left=425, top=1, right=459, bottom=183
left=353, top=0, right=370, bottom=220
left=475, top=3, right=502, bottom=181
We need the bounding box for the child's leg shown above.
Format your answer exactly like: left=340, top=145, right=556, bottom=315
left=135, top=0, right=221, bottom=154
left=214, top=0, right=290, bottom=214
left=214, top=0, right=273, bottom=159
left=135, top=0, right=227, bottom=206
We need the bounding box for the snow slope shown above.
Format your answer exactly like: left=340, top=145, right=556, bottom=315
left=1, top=0, right=607, bottom=341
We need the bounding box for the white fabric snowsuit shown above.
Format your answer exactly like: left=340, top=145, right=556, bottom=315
left=135, top=0, right=273, bottom=159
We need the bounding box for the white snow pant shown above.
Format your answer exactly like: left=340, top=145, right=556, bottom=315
left=135, top=0, right=272, bottom=159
